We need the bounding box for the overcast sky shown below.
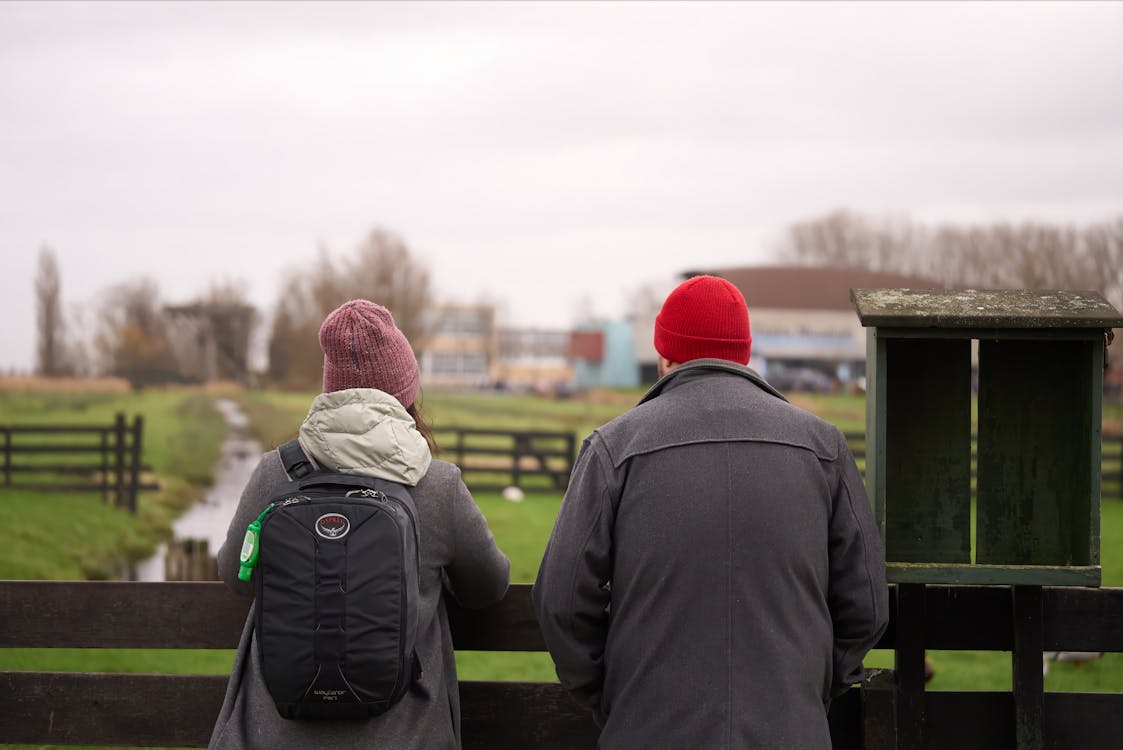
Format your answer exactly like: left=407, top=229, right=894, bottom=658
left=2, top=1, right=1122, bottom=372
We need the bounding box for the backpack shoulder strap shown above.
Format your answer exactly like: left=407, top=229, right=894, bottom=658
left=278, top=438, right=316, bottom=480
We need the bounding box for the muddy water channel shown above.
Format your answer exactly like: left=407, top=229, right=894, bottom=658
left=133, top=398, right=262, bottom=582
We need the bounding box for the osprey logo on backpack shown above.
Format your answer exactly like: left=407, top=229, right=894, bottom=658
left=241, top=439, right=423, bottom=721
left=315, top=513, right=350, bottom=539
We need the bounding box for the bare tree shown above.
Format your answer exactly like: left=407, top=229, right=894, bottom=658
left=268, top=274, right=328, bottom=388
left=267, top=246, right=343, bottom=388
left=94, top=277, right=174, bottom=387
left=267, top=229, right=433, bottom=389
left=778, top=210, right=1121, bottom=302
left=63, top=302, right=96, bottom=377
left=1084, top=218, right=1123, bottom=314
left=344, top=228, right=433, bottom=347
left=783, top=210, right=926, bottom=277
left=35, top=245, right=67, bottom=376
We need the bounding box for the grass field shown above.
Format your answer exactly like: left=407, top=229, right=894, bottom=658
left=1, top=385, right=1122, bottom=750
left=0, top=388, right=229, bottom=580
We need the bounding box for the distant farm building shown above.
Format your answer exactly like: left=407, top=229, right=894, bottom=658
left=633, top=266, right=941, bottom=386
left=164, top=302, right=257, bottom=385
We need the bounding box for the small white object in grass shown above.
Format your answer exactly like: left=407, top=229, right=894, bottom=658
left=502, top=486, right=525, bottom=502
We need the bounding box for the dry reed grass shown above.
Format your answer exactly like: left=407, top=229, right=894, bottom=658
left=0, top=375, right=132, bottom=393
left=0, top=376, right=248, bottom=395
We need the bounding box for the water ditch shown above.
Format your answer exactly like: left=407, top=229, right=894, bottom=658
left=132, top=398, right=262, bottom=582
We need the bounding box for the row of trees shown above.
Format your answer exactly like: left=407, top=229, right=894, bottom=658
left=34, top=247, right=254, bottom=387
left=779, top=210, right=1123, bottom=314
left=32, top=227, right=433, bottom=389
left=33, top=214, right=1122, bottom=388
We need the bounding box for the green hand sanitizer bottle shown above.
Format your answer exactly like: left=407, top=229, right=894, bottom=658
left=237, top=504, right=274, bottom=582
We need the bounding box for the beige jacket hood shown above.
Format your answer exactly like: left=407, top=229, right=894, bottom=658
left=298, top=388, right=432, bottom=486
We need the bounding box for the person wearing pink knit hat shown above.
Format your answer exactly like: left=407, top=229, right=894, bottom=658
left=211, top=299, right=510, bottom=750
left=535, top=275, right=887, bottom=749
left=318, top=299, right=421, bottom=407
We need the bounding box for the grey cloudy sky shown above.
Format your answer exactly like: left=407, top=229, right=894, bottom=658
left=2, top=1, right=1122, bottom=372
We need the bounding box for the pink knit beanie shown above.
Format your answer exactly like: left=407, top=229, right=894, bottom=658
left=654, top=275, right=752, bottom=365
left=319, top=300, right=420, bottom=408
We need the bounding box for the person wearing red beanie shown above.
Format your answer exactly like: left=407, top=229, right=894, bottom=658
left=653, top=274, right=753, bottom=370
left=535, top=276, right=887, bottom=750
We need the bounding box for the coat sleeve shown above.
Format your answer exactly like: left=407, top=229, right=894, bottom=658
left=443, top=467, right=511, bottom=609
left=532, top=433, right=616, bottom=721
left=828, top=430, right=889, bottom=697
left=216, top=451, right=283, bottom=597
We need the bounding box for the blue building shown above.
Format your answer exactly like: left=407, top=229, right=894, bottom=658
left=572, top=320, right=640, bottom=390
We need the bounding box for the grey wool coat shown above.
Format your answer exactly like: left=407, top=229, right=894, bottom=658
left=533, top=360, right=888, bottom=750
left=208, top=388, right=510, bottom=750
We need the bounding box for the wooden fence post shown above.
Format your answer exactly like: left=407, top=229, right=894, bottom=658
left=128, top=416, right=144, bottom=514
left=1012, top=585, right=1045, bottom=750
left=895, top=583, right=927, bottom=750
left=113, top=413, right=127, bottom=509
left=100, top=429, right=109, bottom=504
left=862, top=669, right=897, bottom=750
left=2, top=427, right=10, bottom=487
left=511, top=434, right=524, bottom=488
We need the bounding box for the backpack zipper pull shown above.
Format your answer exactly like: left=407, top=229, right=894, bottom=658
left=345, top=488, right=386, bottom=500
left=237, top=503, right=275, bottom=582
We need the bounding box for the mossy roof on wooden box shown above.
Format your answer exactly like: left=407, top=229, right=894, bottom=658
left=850, top=288, right=1123, bottom=329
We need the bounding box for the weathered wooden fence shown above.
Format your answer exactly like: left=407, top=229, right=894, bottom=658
left=1, top=581, right=1121, bottom=748
left=429, top=426, right=1123, bottom=500
left=0, top=413, right=157, bottom=512
left=843, top=431, right=1123, bottom=501
left=163, top=539, right=219, bottom=582
left=433, top=427, right=576, bottom=492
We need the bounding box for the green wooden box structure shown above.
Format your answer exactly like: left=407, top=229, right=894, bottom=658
left=851, top=289, right=1123, bottom=587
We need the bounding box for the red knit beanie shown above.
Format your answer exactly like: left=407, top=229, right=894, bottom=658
left=653, top=276, right=752, bottom=365
left=319, top=300, right=420, bottom=408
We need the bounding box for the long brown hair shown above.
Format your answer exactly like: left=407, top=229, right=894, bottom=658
left=407, top=400, right=438, bottom=455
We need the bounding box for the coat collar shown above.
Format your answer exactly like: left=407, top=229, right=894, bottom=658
left=637, top=358, right=789, bottom=406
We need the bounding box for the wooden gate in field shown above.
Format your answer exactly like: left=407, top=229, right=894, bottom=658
left=434, top=428, right=577, bottom=492
left=0, top=413, right=157, bottom=512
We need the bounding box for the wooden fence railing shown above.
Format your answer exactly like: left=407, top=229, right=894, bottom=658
left=842, top=431, right=1123, bottom=501
left=433, top=427, right=576, bottom=492
left=426, top=426, right=1123, bottom=500
left=0, top=413, right=157, bottom=512
left=1, top=581, right=1121, bottom=748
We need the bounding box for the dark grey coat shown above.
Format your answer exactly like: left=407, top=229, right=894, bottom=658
left=533, top=360, right=888, bottom=749
left=208, top=389, right=510, bottom=750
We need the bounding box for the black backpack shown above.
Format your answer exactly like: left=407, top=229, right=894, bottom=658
left=238, top=438, right=422, bottom=720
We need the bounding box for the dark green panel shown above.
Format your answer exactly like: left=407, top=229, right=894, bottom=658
left=884, top=338, right=972, bottom=563
left=866, top=329, right=887, bottom=538
left=887, top=563, right=1100, bottom=586
left=976, top=340, right=1094, bottom=567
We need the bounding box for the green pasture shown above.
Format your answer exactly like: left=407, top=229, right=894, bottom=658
left=1, top=387, right=1122, bottom=749
left=0, top=389, right=228, bottom=580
